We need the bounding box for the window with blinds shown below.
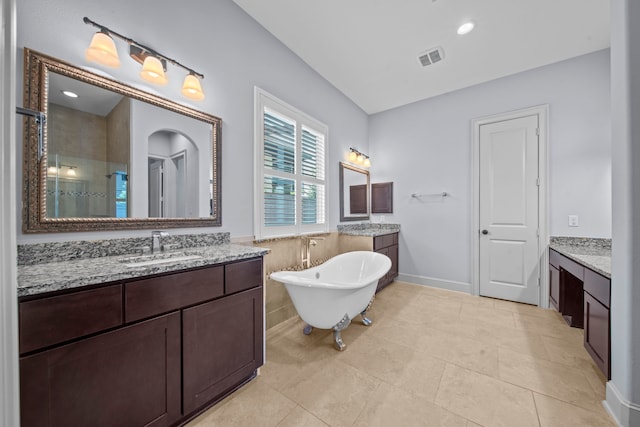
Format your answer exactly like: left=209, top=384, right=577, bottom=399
left=255, top=88, right=328, bottom=239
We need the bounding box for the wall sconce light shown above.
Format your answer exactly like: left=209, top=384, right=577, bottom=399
left=83, top=17, right=205, bottom=100
left=48, top=164, right=78, bottom=177
left=349, top=147, right=371, bottom=167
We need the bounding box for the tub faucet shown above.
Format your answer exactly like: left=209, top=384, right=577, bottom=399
left=301, top=236, right=325, bottom=269
left=151, top=231, right=168, bottom=253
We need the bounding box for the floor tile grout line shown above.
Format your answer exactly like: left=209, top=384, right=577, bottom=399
left=531, top=390, right=543, bottom=427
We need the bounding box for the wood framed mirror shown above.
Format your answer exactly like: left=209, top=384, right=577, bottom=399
left=339, top=162, right=370, bottom=222
left=21, top=49, right=222, bottom=232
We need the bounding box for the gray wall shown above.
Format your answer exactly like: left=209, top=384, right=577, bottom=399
left=368, top=49, right=611, bottom=286
left=608, top=0, right=640, bottom=424
left=15, top=0, right=369, bottom=243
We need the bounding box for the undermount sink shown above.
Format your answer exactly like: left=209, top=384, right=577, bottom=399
left=120, top=251, right=204, bottom=268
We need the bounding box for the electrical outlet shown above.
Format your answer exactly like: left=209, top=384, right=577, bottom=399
left=568, top=215, right=579, bottom=227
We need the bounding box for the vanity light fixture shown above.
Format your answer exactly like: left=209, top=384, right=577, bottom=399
left=85, top=30, right=121, bottom=68
left=139, top=56, right=168, bottom=85
left=348, top=147, right=371, bottom=167
left=83, top=17, right=205, bottom=100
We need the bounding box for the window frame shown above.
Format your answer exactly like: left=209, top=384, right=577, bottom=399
left=254, top=87, right=329, bottom=240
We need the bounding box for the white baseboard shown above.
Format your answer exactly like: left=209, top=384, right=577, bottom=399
left=604, top=381, right=640, bottom=427
left=396, top=273, right=471, bottom=294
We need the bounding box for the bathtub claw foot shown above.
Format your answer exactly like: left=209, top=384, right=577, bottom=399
left=361, top=315, right=373, bottom=326
left=332, top=313, right=351, bottom=351
left=360, top=294, right=375, bottom=326
left=303, top=324, right=313, bottom=335
left=333, top=330, right=346, bottom=351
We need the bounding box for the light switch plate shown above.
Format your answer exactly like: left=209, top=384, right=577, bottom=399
left=568, top=215, right=579, bottom=227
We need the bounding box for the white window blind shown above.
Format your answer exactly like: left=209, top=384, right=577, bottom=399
left=254, top=88, right=328, bottom=239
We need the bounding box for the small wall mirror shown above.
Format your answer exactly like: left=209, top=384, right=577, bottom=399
left=371, top=182, right=393, bottom=214
left=22, top=49, right=221, bottom=232
left=339, top=162, right=370, bottom=222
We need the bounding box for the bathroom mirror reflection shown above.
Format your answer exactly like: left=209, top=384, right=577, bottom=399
left=339, top=162, right=370, bottom=222
left=22, top=49, right=221, bottom=232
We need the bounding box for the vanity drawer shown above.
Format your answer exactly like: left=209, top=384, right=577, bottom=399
left=20, top=285, right=123, bottom=354
left=125, top=266, right=224, bottom=322
left=549, top=249, right=562, bottom=269
left=558, top=254, right=584, bottom=281
left=225, top=258, right=263, bottom=294
left=584, top=268, right=610, bottom=308
left=374, top=233, right=397, bottom=250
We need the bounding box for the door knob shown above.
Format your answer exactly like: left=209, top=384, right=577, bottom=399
left=481, top=229, right=489, bottom=235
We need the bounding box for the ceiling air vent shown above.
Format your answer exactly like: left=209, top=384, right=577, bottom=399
left=418, top=46, right=445, bottom=67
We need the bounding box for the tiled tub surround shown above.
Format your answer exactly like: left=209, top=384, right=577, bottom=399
left=549, top=236, right=611, bottom=278
left=18, top=232, right=268, bottom=297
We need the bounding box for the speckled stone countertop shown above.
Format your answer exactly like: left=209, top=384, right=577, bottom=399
left=18, top=233, right=268, bottom=298
left=549, top=236, right=611, bottom=278
left=337, top=223, right=400, bottom=237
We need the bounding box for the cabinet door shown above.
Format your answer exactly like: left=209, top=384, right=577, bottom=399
left=20, top=312, right=181, bottom=427
left=584, top=292, right=610, bottom=379
left=388, top=244, right=399, bottom=279
left=183, top=286, right=264, bottom=415
left=375, top=247, right=390, bottom=291
left=549, top=264, right=560, bottom=310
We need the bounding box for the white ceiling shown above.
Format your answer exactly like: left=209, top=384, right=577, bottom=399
left=232, top=0, right=610, bottom=114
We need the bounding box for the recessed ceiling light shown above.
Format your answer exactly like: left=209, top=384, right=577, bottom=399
left=62, top=90, right=79, bottom=98
left=457, top=21, right=475, bottom=35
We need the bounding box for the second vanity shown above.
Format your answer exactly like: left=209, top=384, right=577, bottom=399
left=17, top=233, right=267, bottom=427
left=548, top=237, right=611, bottom=379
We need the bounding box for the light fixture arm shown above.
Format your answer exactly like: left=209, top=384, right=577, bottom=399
left=16, top=107, right=46, bottom=160
left=83, top=17, right=204, bottom=80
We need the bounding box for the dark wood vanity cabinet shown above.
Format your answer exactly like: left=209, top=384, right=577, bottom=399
left=19, top=257, right=264, bottom=427
left=20, top=312, right=182, bottom=427
left=375, top=233, right=399, bottom=292
left=583, top=269, right=611, bottom=379
left=548, top=248, right=610, bottom=379
left=183, top=286, right=263, bottom=414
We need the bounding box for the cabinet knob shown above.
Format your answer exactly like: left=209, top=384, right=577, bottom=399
left=481, top=229, right=489, bottom=235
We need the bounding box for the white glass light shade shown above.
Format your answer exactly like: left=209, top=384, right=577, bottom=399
left=363, top=157, right=371, bottom=167
left=47, top=166, right=59, bottom=176
left=66, top=168, right=76, bottom=177
left=181, top=74, right=205, bottom=100
left=85, top=32, right=121, bottom=68
left=140, top=56, right=168, bottom=85
left=357, top=154, right=365, bottom=164
left=349, top=151, right=358, bottom=162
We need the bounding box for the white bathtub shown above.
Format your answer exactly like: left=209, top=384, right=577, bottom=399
left=270, top=251, right=391, bottom=350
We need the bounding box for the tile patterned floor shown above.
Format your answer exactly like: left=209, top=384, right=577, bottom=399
left=187, top=281, right=615, bottom=427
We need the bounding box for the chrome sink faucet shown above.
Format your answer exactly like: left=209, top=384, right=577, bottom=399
left=151, top=231, right=169, bottom=253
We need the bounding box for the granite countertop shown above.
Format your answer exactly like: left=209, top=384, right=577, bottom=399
left=337, top=223, right=400, bottom=237
left=18, top=242, right=268, bottom=298
left=549, top=237, right=611, bottom=278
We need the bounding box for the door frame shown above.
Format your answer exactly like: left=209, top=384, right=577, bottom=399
left=471, top=105, right=549, bottom=307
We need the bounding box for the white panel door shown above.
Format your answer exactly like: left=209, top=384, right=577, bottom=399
left=479, top=115, right=540, bottom=304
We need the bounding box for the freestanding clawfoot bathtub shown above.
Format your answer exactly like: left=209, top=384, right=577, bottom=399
left=270, top=251, right=391, bottom=351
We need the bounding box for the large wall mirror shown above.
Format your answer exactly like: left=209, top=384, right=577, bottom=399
left=339, top=162, right=370, bottom=222
left=22, top=49, right=221, bottom=232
